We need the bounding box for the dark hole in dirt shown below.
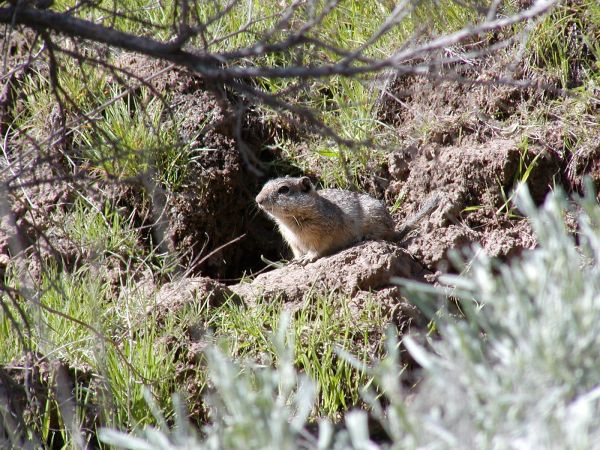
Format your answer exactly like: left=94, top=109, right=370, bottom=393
left=163, top=153, right=302, bottom=281
left=100, top=57, right=306, bottom=280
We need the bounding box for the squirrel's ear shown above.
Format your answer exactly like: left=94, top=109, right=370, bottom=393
left=300, top=176, right=313, bottom=192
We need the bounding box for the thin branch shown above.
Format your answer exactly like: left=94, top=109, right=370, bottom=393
left=0, top=0, right=558, bottom=81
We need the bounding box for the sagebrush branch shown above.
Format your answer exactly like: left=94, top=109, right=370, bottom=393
left=0, top=0, right=557, bottom=80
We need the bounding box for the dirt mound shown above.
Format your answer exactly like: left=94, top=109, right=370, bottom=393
left=374, top=49, right=584, bottom=270
left=231, top=240, right=428, bottom=303
left=567, top=137, right=600, bottom=192
left=150, top=240, right=427, bottom=323
left=377, top=52, right=565, bottom=149
left=385, top=139, right=546, bottom=268
left=151, top=276, right=237, bottom=323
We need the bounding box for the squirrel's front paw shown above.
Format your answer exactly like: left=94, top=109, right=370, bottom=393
left=295, top=253, right=319, bottom=265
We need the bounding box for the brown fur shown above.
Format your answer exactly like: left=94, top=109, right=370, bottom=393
left=256, top=176, right=398, bottom=263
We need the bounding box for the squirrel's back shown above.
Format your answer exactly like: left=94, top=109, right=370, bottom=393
left=318, top=189, right=396, bottom=241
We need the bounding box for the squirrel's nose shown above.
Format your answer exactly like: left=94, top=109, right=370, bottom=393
left=256, top=192, right=265, bottom=205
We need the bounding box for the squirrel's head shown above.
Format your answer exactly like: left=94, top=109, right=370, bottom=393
left=256, top=176, right=316, bottom=218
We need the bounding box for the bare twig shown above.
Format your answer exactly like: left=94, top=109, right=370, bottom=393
left=0, top=0, right=558, bottom=81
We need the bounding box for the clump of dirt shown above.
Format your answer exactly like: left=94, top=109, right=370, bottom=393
left=230, top=240, right=430, bottom=305
left=388, top=139, right=521, bottom=212
left=384, top=139, right=550, bottom=268
left=481, top=218, right=537, bottom=259
left=567, top=136, right=600, bottom=192
left=150, top=276, right=238, bottom=324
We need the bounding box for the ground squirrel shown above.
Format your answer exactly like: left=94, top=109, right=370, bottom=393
left=256, top=176, right=438, bottom=263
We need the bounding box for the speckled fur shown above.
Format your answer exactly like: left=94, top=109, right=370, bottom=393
left=256, top=176, right=397, bottom=262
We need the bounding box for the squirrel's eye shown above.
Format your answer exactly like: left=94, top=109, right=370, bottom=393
left=278, top=186, right=290, bottom=194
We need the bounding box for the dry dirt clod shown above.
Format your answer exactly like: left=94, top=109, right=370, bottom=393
left=149, top=276, right=238, bottom=323
left=387, top=138, right=558, bottom=270
left=230, top=240, right=430, bottom=304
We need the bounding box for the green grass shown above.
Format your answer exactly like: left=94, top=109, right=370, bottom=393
left=74, top=87, right=184, bottom=185
left=54, top=0, right=175, bottom=39
left=527, top=0, right=600, bottom=88
left=0, top=259, right=392, bottom=446
left=10, top=69, right=56, bottom=140
left=205, top=291, right=392, bottom=417
left=496, top=137, right=543, bottom=217
left=0, top=262, right=180, bottom=438
left=64, top=198, right=141, bottom=258
left=0, top=200, right=182, bottom=445
left=8, top=47, right=190, bottom=190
